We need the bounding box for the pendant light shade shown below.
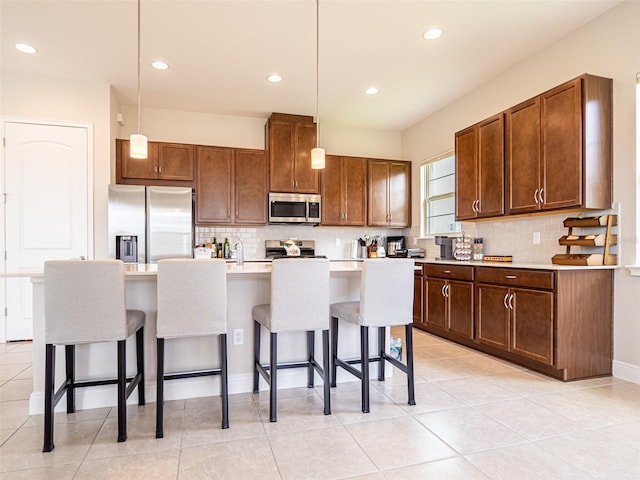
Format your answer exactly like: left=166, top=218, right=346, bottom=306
left=130, top=133, right=148, bottom=159
left=311, top=0, right=325, bottom=170
left=129, top=0, right=148, bottom=159
left=311, top=147, right=325, bottom=169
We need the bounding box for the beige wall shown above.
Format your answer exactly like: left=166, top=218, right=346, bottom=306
left=402, top=0, right=640, bottom=381
left=1, top=73, right=112, bottom=259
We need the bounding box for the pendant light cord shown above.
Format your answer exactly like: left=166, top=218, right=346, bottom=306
left=315, top=0, right=320, bottom=148
left=136, top=0, right=142, bottom=134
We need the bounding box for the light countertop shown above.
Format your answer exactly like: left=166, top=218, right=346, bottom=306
left=414, top=258, right=618, bottom=271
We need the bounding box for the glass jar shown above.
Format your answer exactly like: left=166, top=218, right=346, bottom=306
left=473, top=238, right=484, bottom=261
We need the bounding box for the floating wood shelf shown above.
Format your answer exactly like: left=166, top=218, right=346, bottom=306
left=552, top=214, right=617, bottom=266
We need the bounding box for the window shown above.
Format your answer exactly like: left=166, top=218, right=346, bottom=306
left=421, top=151, right=461, bottom=236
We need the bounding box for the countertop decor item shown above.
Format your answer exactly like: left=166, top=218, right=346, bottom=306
left=552, top=214, right=617, bottom=266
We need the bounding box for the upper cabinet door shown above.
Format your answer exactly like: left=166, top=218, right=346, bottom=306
left=293, top=123, right=319, bottom=193
left=455, top=126, right=478, bottom=220
left=506, top=97, right=541, bottom=214
left=477, top=114, right=504, bottom=218
left=344, top=157, right=367, bottom=226
left=157, top=143, right=195, bottom=181
left=541, top=79, right=582, bottom=210
left=234, top=149, right=267, bottom=224
left=120, top=140, right=159, bottom=180
left=320, top=155, right=344, bottom=225
left=388, top=161, right=410, bottom=227
left=268, top=120, right=295, bottom=192
left=267, top=113, right=319, bottom=193
left=196, top=146, right=233, bottom=224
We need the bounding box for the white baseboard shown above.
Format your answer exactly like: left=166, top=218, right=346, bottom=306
left=612, top=360, right=640, bottom=384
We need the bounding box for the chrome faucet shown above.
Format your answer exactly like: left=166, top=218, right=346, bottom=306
left=228, top=235, right=244, bottom=266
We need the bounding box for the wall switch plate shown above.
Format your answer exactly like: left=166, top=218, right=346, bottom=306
left=233, top=328, right=243, bottom=345
left=335, top=238, right=341, bottom=246
left=533, top=232, right=541, bottom=245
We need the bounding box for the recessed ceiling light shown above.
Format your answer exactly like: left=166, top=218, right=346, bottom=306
left=365, top=87, right=379, bottom=95
left=267, top=74, right=282, bottom=83
left=423, top=28, right=442, bottom=40
left=15, top=43, right=37, bottom=54
left=151, top=60, right=169, bottom=70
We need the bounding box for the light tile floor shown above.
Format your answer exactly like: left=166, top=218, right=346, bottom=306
left=1, top=328, right=640, bottom=479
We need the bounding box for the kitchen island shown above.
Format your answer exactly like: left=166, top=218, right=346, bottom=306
left=24, top=261, right=371, bottom=414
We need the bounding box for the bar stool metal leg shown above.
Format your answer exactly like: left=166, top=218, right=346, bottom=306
left=307, top=331, right=315, bottom=388
left=156, top=338, right=165, bottom=438
left=330, top=316, right=338, bottom=387
left=405, top=324, right=416, bottom=406
left=117, top=339, right=127, bottom=443
left=322, top=329, right=331, bottom=415
left=269, top=332, right=278, bottom=422
left=220, top=333, right=229, bottom=429
left=360, top=325, right=370, bottom=414
left=65, top=345, right=75, bottom=413
left=253, top=320, right=261, bottom=394
left=377, top=326, right=385, bottom=382
left=43, top=344, right=56, bottom=452
left=136, top=327, right=145, bottom=405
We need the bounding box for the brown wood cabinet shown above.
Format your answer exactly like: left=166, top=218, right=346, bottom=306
left=117, top=139, right=194, bottom=185
left=413, top=261, right=613, bottom=381
left=506, top=74, right=612, bottom=214
left=413, top=265, right=424, bottom=325
left=368, top=159, right=411, bottom=227
left=455, top=114, right=505, bottom=220
left=321, top=155, right=366, bottom=226
left=418, top=264, right=474, bottom=342
left=476, top=277, right=554, bottom=366
left=267, top=113, right=319, bottom=193
left=196, top=147, right=267, bottom=225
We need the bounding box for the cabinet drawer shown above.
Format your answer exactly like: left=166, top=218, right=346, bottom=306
left=414, top=263, right=424, bottom=277
left=424, top=264, right=474, bottom=281
left=476, top=267, right=554, bottom=290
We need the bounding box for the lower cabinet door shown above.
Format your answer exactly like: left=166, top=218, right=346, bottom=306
left=511, top=288, right=554, bottom=365
left=447, top=280, right=474, bottom=340
left=476, top=284, right=510, bottom=350
left=425, top=278, right=447, bottom=330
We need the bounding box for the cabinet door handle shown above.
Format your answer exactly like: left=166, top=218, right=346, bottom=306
left=443, top=270, right=451, bottom=274
left=503, top=293, right=510, bottom=309
left=509, top=293, right=515, bottom=310
left=534, top=189, right=539, bottom=204
left=441, top=284, right=447, bottom=297
left=505, top=275, right=517, bottom=279
left=476, top=199, right=480, bottom=213
left=539, top=188, right=544, bottom=204
left=159, top=165, right=162, bottom=174
left=445, top=284, right=450, bottom=298
left=154, top=165, right=158, bottom=173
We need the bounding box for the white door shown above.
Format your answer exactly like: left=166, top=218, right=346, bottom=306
left=3, top=121, right=91, bottom=341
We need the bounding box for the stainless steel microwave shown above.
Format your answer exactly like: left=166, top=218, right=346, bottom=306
left=268, top=192, right=321, bottom=224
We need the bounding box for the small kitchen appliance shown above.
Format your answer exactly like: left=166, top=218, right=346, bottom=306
left=265, top=240, right=324, bottom=258
left=268, top=192, right=321, bottom=224
left=386, top=236, right=406, bottom=257
left=435, top=235, right=455, bottom=260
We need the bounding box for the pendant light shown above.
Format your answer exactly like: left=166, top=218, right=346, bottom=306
left=311, top=0, right=325, bottom=169
left=130, top=0, right=148, bottom=159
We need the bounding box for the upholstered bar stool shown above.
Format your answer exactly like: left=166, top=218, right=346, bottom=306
left=253, top=258, right=331, bottom=422
left=155, top=258, right=229, bottom=438
left=330, top=258, right=416, bottom=413
left=43, top=260, right=145, bottom=452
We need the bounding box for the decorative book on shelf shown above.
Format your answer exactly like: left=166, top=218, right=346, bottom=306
left=551, top=214, right=617, bottom=266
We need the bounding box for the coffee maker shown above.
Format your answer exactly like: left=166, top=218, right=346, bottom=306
left=435, top=236, right=455, bottom=260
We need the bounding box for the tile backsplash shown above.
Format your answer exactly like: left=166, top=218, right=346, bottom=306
left=410, top=208, right=618, bottom=264
left=195, top=225, right=408, bottom=259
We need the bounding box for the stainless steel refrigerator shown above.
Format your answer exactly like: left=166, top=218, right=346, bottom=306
left=108, top=185, right=194, bottom=263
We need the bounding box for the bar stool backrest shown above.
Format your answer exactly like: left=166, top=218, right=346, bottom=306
left=156, top=259, right=227, bottom=339
left=269, top=258, right=330, bottom=333
left=44, top=260, right=128, bottom=345
left=359, top=259, right=414, bottom=327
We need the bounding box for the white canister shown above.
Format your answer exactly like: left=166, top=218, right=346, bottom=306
left=350, top=239, right=360, bottom=259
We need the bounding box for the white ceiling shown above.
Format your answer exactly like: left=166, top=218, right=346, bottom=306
left=0, top=0, right=623, bottom=131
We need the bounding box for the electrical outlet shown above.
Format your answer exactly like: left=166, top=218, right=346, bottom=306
left=335, top=238, right=341, bottom=246
left=233, top=328, right=243, bottom=345
left=533, top=232, right=541, bottom=245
